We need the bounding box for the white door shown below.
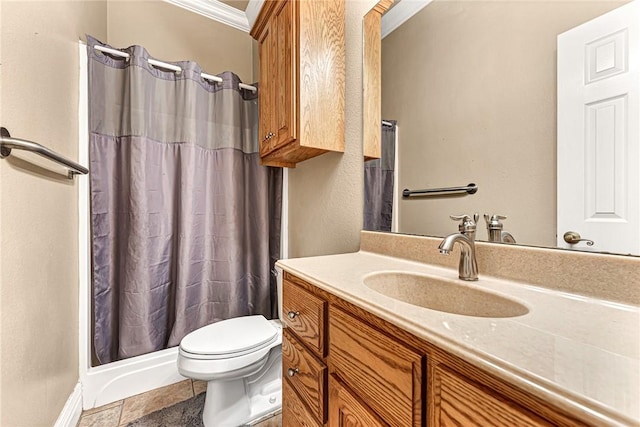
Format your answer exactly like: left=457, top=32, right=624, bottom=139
left=557, top=0, right=640, bottom=255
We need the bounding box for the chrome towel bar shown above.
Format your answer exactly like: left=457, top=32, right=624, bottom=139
left=0, top=127, right=88, bottom=178
left=403, top=183, right=478, bottom=198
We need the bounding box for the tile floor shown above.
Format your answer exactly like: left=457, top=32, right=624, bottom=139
left=77, top=379, right=282, bottom=427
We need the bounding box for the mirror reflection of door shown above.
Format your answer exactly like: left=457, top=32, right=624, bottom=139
left=557, top=0, right=640, bottom=255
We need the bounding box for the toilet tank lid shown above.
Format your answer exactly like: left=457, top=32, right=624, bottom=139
left=180, top=315, right=278, bottom=356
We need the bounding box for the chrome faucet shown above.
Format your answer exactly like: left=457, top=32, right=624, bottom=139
left=439, top=214, right=479, bottom=281
left=484, top=214, right=516, bottom=243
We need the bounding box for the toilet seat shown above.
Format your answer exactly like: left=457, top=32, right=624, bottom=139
left=179, top=315, right=279, bottom=360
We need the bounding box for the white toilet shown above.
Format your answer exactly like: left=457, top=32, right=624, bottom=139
left=177, top=276, right=284, bottom=426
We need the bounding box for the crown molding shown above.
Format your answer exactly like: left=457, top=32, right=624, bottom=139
left=381, top=0, right=432, bottom=39
left=164, top=0, right=251, bottom=32
left=245, top=0, right=264, bottom=30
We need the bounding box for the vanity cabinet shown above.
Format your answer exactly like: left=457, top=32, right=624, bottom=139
left=250, top=0, right=345, bottom=168
left=282, top=271, right=592, bottom=427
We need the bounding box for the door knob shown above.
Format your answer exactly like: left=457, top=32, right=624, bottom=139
left=563, top=231, right=594, bottom=246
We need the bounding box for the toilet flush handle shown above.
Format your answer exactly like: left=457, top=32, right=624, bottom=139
left=287, top=367, right=299, bottom=377
left=287, top=311, right=300, bottom=319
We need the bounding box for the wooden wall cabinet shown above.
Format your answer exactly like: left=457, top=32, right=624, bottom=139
left=363, top=0, right=393, bottom=161
left=282, top=271, right=588, bottom=427
left=251, top=0, right=345, bottom=168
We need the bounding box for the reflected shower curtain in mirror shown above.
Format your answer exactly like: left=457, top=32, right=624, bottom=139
left=364, top=121, right=396, bottom=232
left=87, top=36, right=282, bottom=365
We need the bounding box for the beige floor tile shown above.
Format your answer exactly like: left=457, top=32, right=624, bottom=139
left=252, top=412, right=282, bottom=427
left=193, top=380, right=207, bottom=395
left=118, top=380, right=194, bottom=425
left=81, top=401, right=123, bottom=417
left=78, top=405, right=122, bottom=427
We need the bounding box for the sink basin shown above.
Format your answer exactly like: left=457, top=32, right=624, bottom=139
left=363, top=272, right=529, bottom=318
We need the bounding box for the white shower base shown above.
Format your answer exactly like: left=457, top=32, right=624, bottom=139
left=81, top=347, right=184, bottom=409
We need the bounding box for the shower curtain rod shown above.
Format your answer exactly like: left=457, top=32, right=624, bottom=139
left=92, top=44, right=257, bottom=92
left=382, top=120, right=394, bottom=127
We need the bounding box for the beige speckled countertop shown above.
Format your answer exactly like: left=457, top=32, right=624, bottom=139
left=276, top=250, right=640, bottom=427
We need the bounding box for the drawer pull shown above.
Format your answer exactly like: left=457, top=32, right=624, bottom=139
left=287, top=367, right=299, bottom=377
left=288, top=311, right=300, bottom=319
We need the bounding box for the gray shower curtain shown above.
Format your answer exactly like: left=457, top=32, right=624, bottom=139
left=364, top=121, right=396, bottom=232
left=87, top=36, right=282, bottom=365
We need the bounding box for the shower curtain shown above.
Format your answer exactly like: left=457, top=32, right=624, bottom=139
left=364, top=121, right=396, bottom=232
left=87, top=36, right=282, bottom=365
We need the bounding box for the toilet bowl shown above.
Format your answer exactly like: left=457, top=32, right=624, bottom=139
left=178, top=315, right=283, bottom=426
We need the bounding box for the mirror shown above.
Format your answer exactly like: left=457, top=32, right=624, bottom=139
left=363, top=0, right=639, bottom=256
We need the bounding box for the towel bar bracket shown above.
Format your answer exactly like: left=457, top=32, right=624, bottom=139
left=0, top=127, right=11, bottom=157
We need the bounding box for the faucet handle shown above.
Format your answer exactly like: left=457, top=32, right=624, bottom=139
left=450, top=213, right=479, bottom=233
left=450, top=213, right=479, bottom=223
left=484, top=214, right=507, bottom=227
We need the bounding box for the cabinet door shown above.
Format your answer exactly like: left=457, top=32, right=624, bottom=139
left=431, top=364, right=553, bottom=427
left=284, top=376, right=322, bottom=427
left=258, top=21, right=277, bottom=156
left=272, top=0, right=297, bottom=151
left=329, top=306, right=423, bottom=427
left=329, top=375, right=388, bottom=427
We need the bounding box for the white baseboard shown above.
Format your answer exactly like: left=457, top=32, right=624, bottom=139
left=54, top=382, right=83, bottom=427
left=81, top=347, right=185, bottom=410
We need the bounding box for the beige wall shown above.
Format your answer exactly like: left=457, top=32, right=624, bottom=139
left=382, top=1, right=624, bottom=247
left=0, top=1, right=107, bottom=425
left=287, top=0, right=375, bottom=258
left=107, top=0, right=255, bottom=82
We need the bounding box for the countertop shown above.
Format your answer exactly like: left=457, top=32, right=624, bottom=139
left=276, top=250, right=640, bottom=427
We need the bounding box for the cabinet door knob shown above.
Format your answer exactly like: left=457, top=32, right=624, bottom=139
left=287, top=311, right=300, bottom=319
left=287, top=367, right=299, bottom=377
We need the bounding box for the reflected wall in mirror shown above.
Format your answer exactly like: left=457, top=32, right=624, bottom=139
left=364, top=0, right=640, bottom=256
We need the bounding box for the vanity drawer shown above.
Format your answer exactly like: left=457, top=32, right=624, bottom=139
left=329, top=306, right=423, bottom=427
left=283, top=328, right=327, bottom=423
left=283, top=376, right=323, bottom=427
left=283, top=274, right=327, bottom=356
